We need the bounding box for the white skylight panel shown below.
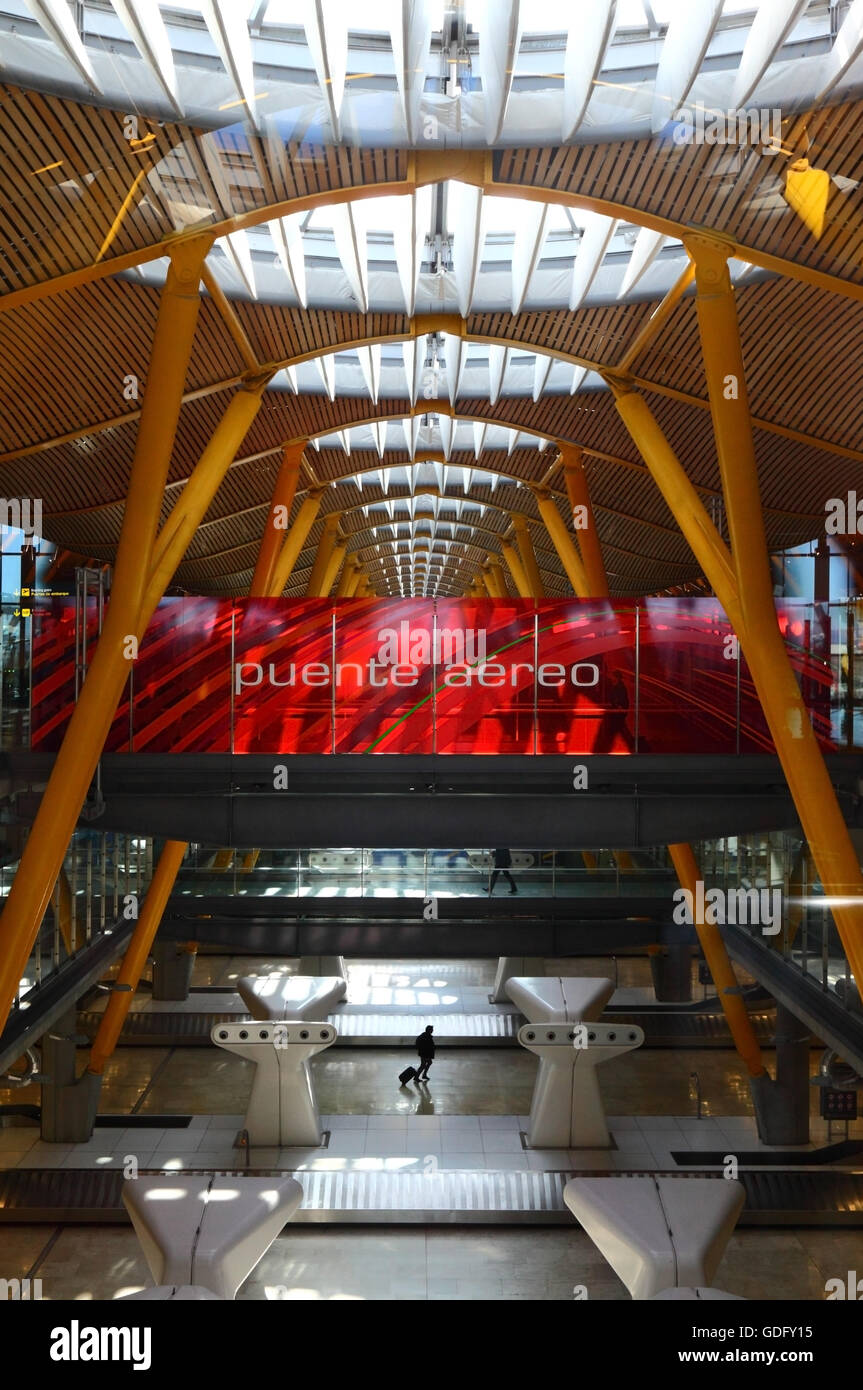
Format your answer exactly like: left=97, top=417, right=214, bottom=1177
left=510, top=201, right=549, bottom=313
left=731, top=0, right=810, bottom=108
left=471, top=0, right=523, bottom=144
left=438, top=414, right=453, bottom=459
left=448, top=181, right=486, bottom=316
left=403, top=416, right=421, bottom=457
left=442, top=333, right=466, bottom=406
left=372, top=421, right=387, bottom=458
left=488, top=346, right=510, bottom=405
left=23, top=0, right=101, bottom=90
left=199, top=0, right=259, bottom=125
left=358, top=345, right=382, bottom=402
left=299, top=0, right=349, bottom=137
left=815, top=0, right=863, bottom=102
left=273, top=214, right=308, bottom=307
left=533, top=352, right=554, bottom=401
left=650, top=0, right=723, bottom=134
left=223, top=229, right=257, bottom=297
left=110, top=0, right=183, bottom=116
left=473, top=423, right=487, bottom=459
left=618, top=226, right=669, bottom=297
left=328, top=202, right=369, bottom=312
left=402, top=340, right=419, bottom=406
left=569, top=212, right=618, bottom=309
left=384, top=0, right=436, bottom=143
left=388, top=189, right=433, bottom=315
left=315, top=352, right=336, bottom=401
left=571, top=365, right=588, bottom=395
left=562, top=0, right=617, bottom=141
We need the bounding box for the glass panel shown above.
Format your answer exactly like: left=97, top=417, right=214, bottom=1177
left=334, top=598, right=436, bottom=753
left=233, top=598, right=333, bottom=753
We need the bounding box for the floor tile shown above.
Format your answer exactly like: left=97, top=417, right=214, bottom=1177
left=441, top=1132, right=484, bottom=1152
left=481, top=1131, right=524, bottom=1153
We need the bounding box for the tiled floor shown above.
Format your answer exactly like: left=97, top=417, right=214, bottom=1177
left=5, top=1223, right=860, bottom=1301
left=0, top=954, right=854, bottom=1301
left=0, top=1112, right=840, bottom=1173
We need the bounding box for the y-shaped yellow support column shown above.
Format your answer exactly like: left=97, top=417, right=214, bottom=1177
left=0, top=235, right=213, bottom=1033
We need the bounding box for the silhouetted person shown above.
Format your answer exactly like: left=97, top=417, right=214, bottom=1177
left=415, top=1025, right=435, bottom=1082
left=489, top=847, right=517, bottom=895
left=595, top=669, right=636, bottom=753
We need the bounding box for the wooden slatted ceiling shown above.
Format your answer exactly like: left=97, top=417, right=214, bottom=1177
left=0, top=285, right=244, bottom=452
left=1, top=267, right=861, bottom=471
left=3, top=87, right=863, bottom=598
left=635, top=278, right=863, bottom=453
left=496, top=99, right=863, bottom=286
left=0, top=83, right=861, bottom=299
left=0, top=86, right=409, bottom=291
left=26, top=381, right=854, bottom=596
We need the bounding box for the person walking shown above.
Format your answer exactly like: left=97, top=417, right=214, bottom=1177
left=414, top=1024, right=435, bottom=1083
left=489, top=847, right=517, bottom=895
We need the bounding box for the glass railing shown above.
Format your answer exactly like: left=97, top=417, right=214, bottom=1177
left=6, top=828, right=155, bottom=1009
left=174, top=846, right=678, bottom=901
left=692, top=830, right=859, bottom=1011
left=20, top=596, right=863, bottom=757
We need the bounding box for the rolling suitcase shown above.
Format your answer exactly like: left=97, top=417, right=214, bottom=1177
left=399, top=1065, right=417, bottom=1084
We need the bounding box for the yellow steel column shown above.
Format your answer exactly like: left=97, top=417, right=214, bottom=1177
left=533, top=489, right=589, bottom=597
left=147, top=379, right=271, bottom=613
left=603, top=377, right=766, bottom=1073
left=501, top=541, right=531, bottom=599
left=86, top=380, right=286, bottom=1072
left=56, top=867, right=75, bottom=955
left=84, top=381, right=270, bottom=1070
left=688, top=233, right=863, bottom=987
left=88, top=840, right=189, bottom=1075
left=669, top=843, right=765, bottom=1077
left=560, top=445, right=609, bottom=597
left=511, top=515, right=544, bottom=597
left=472, top=571, right=489, bottom=596
left=606, top=378, right=739, bottom=618
left=346, top=566, right=364, bottom=597
left=320, top=540, right=348, bottom=597
left=268, top=489, right=325, bottom=595
left=0, top=237, right=212, bottom=1032
left=306, top=513, right=341, bottom=596
left=482, top=563, right=502, bottom=597
left=250, top=441, right=306, bottom=596
left=336, top=557, right=359, bottom=597
left=487, top=560, right=508, bottom=597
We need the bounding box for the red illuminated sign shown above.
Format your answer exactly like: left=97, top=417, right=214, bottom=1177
left=30, top=597, right=837, bottom=756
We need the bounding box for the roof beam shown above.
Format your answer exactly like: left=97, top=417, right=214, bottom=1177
left=11, top=318, right=863, bottom=472
left=7, top=151, right=863, bottom=314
